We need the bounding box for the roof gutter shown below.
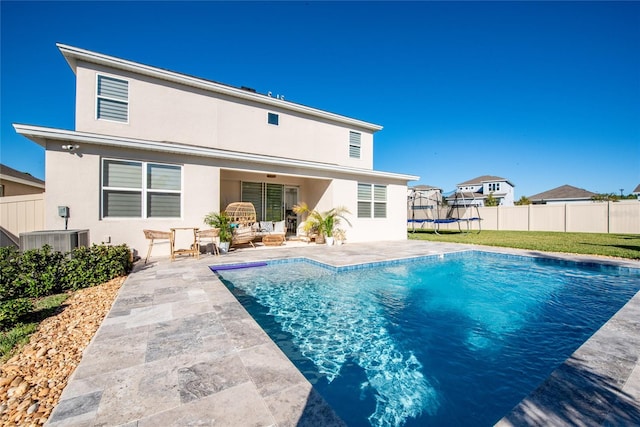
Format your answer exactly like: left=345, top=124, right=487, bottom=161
left=13, top=124, right=419, bottom=182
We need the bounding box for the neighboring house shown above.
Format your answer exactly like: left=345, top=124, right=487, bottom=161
left=0, top=164, right=45, bottom=197
left=447, top=175, right=515, bottom=207
left=529, top=185, right=596, bottom=204
left=13, top=44, right=418, bottom=257
left=633, top=184, right=640, bottom=200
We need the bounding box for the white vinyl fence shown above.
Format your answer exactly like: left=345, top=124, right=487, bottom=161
left=410, top=201, right=640, bottom=234
left=0, top=193, right=45, bottom=246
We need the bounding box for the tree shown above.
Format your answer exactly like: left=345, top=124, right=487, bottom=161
left=591, top=193, right=619, bottom=203
left=515, top=196, right=531, bottom=206
left=484, top=192, right=499, bottom=207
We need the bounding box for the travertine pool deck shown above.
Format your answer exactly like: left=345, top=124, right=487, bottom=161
left=46, top=240, right=640, bottom=426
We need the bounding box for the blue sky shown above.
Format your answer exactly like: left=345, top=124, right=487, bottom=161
left=1, top=1, right=638, bottom=198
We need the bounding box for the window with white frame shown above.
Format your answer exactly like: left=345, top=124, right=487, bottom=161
left=488, top=182, right=501, bottom=192
left=102, top=159, right=181, bottom=218
left=349, top=131, right=361, bottom=159
left=97, top=75, right=129, bottom=122
left=358, top=183, right=387, bottom=218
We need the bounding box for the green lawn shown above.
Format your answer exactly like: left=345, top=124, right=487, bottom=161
left=0, top=293, right=69, bottom=362
left=408, top=230, right=640, bottom=260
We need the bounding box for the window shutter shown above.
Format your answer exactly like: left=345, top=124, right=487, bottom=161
left=241, top=182, right=264, bottom=221
left=265, top=184, right=284, bottom=221
left=103, top=160, right=141, bottom=188
left=97, top=76, right=128, bottom=122
left=374, top=202, right=387, bottom=218
left=374, top=185, right=387, bottom=218
left=147, top=193, right=181, bottom=217
left=147, top=164, right=181, bottom=190
left=358, top=201, right=372, bottom=218
left=374, top=185, right=387, bottom=201
left=349, top=131, right=361, bottom=158
left=103, top=191, right=141, bottom=217
left=358, top=183, right=371, bottom=200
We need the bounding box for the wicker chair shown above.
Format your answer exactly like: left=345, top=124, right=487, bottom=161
left=196, top=228, right=220, bottom=256
left=225, top=202, right=257, bottom=247
left=143, top=229, right=171, bottom=263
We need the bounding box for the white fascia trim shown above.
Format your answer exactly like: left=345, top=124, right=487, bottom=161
left=56, top=43, right=383, bottom=133
left=13, top=124, right=419, bottom=182
left=0, top=174, right=45, bottom=189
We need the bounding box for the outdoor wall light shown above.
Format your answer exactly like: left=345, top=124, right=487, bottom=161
left=61, top=144, right=80, bottom=151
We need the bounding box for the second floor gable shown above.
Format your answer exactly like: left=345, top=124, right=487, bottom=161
left=457, top=175, right=515, bottom=195
left=60, top=44, right=379, bottom=169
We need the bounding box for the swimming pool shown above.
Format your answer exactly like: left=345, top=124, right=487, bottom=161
left=213, top=251, right=640, bottom=426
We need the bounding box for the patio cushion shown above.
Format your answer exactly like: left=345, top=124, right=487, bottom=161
left=274, top=220, right=286, bottom=233
left=260, top=221, right=274, bottom=232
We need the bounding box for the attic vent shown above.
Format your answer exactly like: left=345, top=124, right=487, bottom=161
left=240, top=86, right=257, bottom=93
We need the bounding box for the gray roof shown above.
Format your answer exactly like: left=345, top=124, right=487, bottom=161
left=0, top=163, right=45, bottom=186
left=457, top=175, right=514, bottom=187
left=529, top=184, right=596, bottom=201
left=633, top=184, right=640, bottom=194
left=411, top=185, right=442, bottom=191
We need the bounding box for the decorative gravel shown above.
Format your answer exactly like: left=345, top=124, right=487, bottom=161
left=0, top=276, right=125, bottom=426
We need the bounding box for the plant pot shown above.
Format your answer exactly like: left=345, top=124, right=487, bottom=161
left=218, top=242, right=230, bottom=254
left=325, top=237, right=334, bottom=246
left=335, top=239, right=343, bottom=246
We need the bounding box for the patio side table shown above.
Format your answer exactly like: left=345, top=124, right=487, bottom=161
left=170, top=227, right=199, bottom=261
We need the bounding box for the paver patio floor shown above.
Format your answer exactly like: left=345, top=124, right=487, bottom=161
left=45, top=240, right=639, bottom=426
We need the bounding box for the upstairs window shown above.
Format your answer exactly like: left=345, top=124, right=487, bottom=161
left=268, top=112, right=279, bottom=125
left=102, top=159, right=181, bottom=218
left=488, top=183, right=501, bottom=192
left=358, top=183, right=387, bottom=218
left=97, top=75, right=129, bottom=122
left=349, top=131, right=361, bottom=159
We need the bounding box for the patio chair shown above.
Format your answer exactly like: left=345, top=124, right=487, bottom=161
left=143, top=229, right=171, bottom=263
left=196, top=228, right=220, bottom=256
left=225, top=202, right=257, bottom=248
left=232, top=225, right=256, bottom=248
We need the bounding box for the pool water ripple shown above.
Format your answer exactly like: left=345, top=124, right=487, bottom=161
left=221, top=264, right=438, bottom=426
left=216, top=252, right=640, bottom=426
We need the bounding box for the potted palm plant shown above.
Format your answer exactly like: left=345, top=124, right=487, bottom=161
left=333, top=228, right=347, bottom=245
left=293, top=203, right=351, bottom=246
left=203, top=211, right=232, bottom=253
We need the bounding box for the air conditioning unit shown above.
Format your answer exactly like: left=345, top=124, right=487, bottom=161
left=19, top=230, right=90, bottom=253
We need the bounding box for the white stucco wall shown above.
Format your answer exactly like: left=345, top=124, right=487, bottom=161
left=74, top=62, right=374, bottom=169
left=330, top=179, right=408, bottom=243
left=44, top=141, right=220, bottom=257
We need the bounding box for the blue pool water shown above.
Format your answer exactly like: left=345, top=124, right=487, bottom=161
left=214, top=252, right=640, bottom=427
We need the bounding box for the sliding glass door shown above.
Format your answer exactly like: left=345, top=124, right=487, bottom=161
left=241, top=182, right=284, bottom=221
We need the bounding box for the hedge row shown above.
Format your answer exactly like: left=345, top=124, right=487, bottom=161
left=0, top=244, right=133, bottom=330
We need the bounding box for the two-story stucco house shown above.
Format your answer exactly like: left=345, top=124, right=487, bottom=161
left=13, top=44, right=418, bottom=256
left=447, top=175, right=515, bottom=207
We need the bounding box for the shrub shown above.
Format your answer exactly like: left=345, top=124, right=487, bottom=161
left=0, top=243, right=132, bottom=330
left=0, top=298, right=34, bottom=330
left=0, top=246, right=20, bottom=300
left=62, top=244, right=133, bottom=291
left=13, top=246, right=66, bottom=298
